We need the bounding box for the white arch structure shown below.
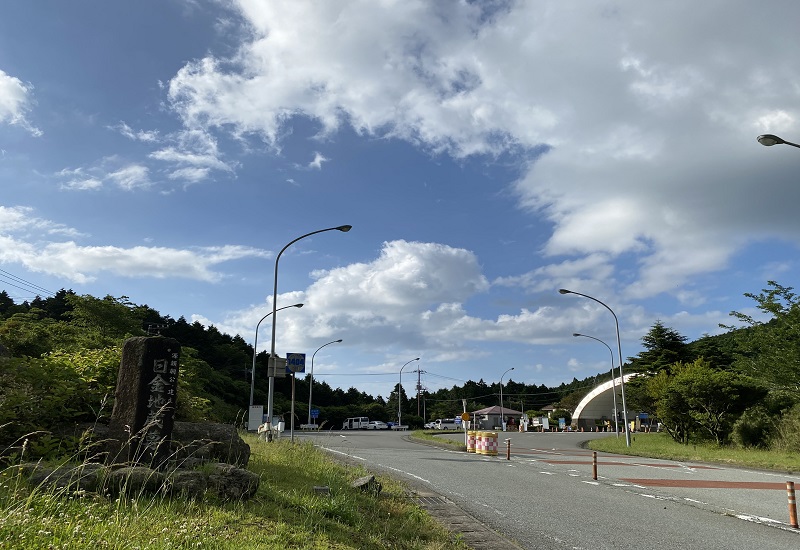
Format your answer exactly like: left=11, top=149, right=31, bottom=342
left=572, top=373, right=639, bottom=430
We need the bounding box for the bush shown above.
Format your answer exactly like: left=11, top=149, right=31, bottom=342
left=731, top=406, right=775, bottom=448
left=772, top=403, right=800, bottom=453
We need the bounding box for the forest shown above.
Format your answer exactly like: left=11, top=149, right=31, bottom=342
left=1, top=280, right=798, bottom=460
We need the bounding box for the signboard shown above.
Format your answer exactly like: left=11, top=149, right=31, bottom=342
left=286, top=353, right=306, bottom=373
left=268, top=356, right=287, bottom=378
left=248, top=405, right=263, bottom=431
left=311, top=408, right=319, bottom=419
left=460, top=412, right=470, bottom=421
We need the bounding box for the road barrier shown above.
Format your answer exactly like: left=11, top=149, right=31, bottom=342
left=467, top=431, right=476, bottom=453
left=788, top=481, right=798, bottom=528
left=475, top=431, right=486, bottom=454
left=592, top=451, right=598, bottom=480
left=483, top=432, right=498, bottom=456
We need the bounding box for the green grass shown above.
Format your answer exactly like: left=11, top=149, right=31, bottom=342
left=409, top=430, right=466, bottom=451
left=0, top=434, right=468, bottom=549
left=588, top=432, right=800, bottom=473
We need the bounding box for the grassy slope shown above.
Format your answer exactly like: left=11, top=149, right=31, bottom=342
left=0, top=434, right=467, bottom=550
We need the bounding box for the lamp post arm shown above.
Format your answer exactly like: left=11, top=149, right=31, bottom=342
left=573, top=332, right=619, bottom=436
left=266, top=225, right=351, bottom=428
left=308, top=339, right=342, bottom=425
left=560, top=289, right=630, bottom=446
left=757, top=134, right=800, bottom=149
left=499, top=367, right=514, bottom=432
left=249, top=303, right=303, bottom=408
left=398, top=358, right=419, bottom=427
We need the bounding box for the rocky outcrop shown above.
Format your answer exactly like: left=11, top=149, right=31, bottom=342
left=172, top=422, right=251, bottom=468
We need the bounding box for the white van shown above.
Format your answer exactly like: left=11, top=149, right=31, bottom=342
left=342, top=417, right=370, bottom=430
left=435, top=418, right=459, bottom=430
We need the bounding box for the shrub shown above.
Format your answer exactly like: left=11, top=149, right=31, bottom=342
left=772, top=403, right=800, bottom=453
left=731, top=406, right=775, bottom=448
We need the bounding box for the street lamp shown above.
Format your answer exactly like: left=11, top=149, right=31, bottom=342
left=559, top=289, right=631, bottom=446
left=267, top=225, right=352, bottom=431
left=757, top=134, right=800, bottom=149
left=250, top=303, right=303, bottom=409
left=398, top=358, right=420, bottom=427
left=573, top=333, right=619, bottom=436
left=307, top=339, right=342, bottom=425
left=499, top=367, right=514, bottom=432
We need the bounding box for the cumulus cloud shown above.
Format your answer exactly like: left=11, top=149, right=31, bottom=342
left=0, top=69, right=42, bottom=136
left=202, top=239, right=584, bottom=360
left=164, top=0, right=800, bottom=304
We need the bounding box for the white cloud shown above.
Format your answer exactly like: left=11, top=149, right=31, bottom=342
left=308, top=152, right=328, bottom=170
left=0, top=69, right=42, bottom=136
left=112, top=121, right=160, bottom=142
left=0, top=206, right=270, bottom=283
left=168, top=167, right=210, bottom=183
left=0, top=205, right=84, bottom=237
left=162, top=1, right=800, bottom=304
left=107, top=164, right=151, bottom=191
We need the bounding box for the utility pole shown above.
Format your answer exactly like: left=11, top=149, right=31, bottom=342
left=416, top=369, right=422, bottom=416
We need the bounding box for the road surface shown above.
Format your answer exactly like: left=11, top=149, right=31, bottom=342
left=296, top=430, right=800, bottom=549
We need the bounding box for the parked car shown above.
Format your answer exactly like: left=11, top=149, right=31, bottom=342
left=423, top=421, right=436, bottom=429
left=367, top=421, right=389, bottom=430
left=435, top=418, right=459, bottom=430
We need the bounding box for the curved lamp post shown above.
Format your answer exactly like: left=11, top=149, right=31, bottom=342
left=573, top=333, right=619, bottom=436
left=398, top=358, right=420, bottom=427
left=250, top=303, right=303, bottom=409
left=307, top=339, right=343, bottom=425
left=499, top=367, right=514, bottom=431
left=267, top=225, right=352, bottom=431
left=757, top=134, right=800, bottom=149
left=559, top=289, right=631, bottom=446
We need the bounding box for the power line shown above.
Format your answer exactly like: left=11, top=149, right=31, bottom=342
left=0, top=269, right=56, bottom=297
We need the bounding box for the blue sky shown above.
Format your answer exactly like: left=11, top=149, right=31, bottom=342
left=2, top=1, right=799, bottom=402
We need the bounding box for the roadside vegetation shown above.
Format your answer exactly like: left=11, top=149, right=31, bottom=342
left=410, top=430, right=466, bottom=451
left=0, top=434, right=466, bottom=549
left=615, top=282, right=800, bottom=454
left=588, top=432, right=800, bottom=473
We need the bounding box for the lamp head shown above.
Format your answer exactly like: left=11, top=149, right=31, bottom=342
left=414, top=357, right=420, bottom=361
left=337, top=225, right=353, bottom=232
left=558, top=288, right=572, bottom=295
left=757, top=134, right=785, bottom=146
left=572, top=333, right=581, bottom=337
left=335, top=339, right=343, bottom=343
left=293, top=303, right=304, bottom=308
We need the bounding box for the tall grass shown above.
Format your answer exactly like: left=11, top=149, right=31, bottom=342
left=0, top=433, right=467, bottom=549
left=588, top=432, right=800, bottom=472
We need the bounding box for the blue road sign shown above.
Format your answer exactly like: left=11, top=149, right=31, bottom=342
left=286, top=353, right=306, bottom=373
left=311, top=408, right=320, bottom=419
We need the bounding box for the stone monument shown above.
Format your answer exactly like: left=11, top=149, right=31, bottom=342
left=107, top=336, right=181, bottom=468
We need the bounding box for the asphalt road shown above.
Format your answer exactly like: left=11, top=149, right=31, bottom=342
left=295, top=430, right=800, bottom=550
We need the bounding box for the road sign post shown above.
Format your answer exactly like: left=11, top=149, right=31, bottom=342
left=287, top=353, right=306, bottom=441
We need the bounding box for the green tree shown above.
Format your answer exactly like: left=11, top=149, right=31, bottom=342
left=664, top=359, right=766, bottom=445
left=0, top=312, right=80, bottom=357
left=629, top=320, right=689, bottom=373
left=723, top=281, right=800, bottom=390
left=65, top=294, right=146, bottom=346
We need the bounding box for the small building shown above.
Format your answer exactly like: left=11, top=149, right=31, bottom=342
left=470, top=405, right=524, bottom=431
